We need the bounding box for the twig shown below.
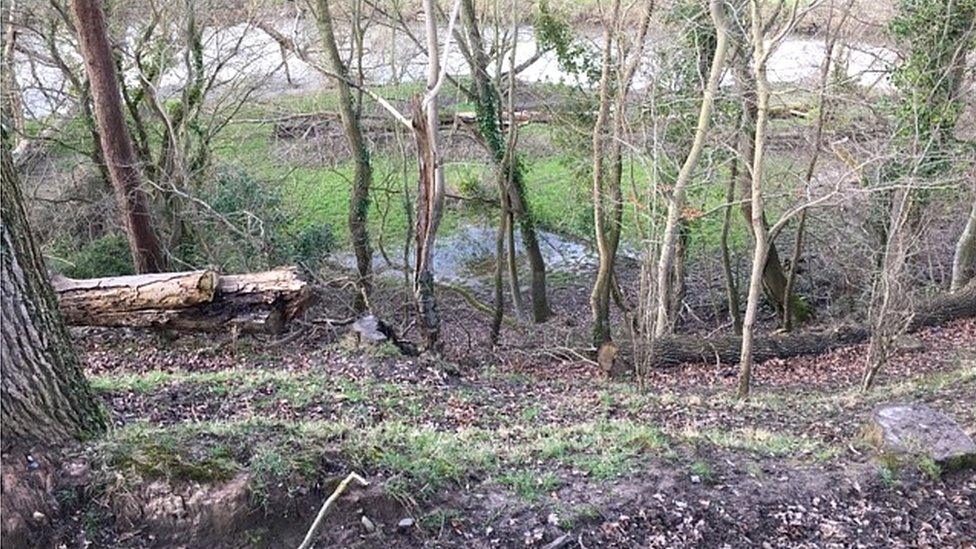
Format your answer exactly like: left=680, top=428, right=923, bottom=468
left=297, top=472, right=370, bottom=549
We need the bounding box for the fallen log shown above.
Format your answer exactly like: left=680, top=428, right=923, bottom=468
left=53, top=267, right=311, bottom=334
left=652, top=280, right=976, bottom=367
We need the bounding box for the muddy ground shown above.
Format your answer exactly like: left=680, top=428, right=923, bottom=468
left=5, top=271, right=974, bottom=548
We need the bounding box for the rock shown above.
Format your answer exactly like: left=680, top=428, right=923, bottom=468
left=350, top=316, right=390, bottom=344
left=343, top=316, right=407, bottom=355
left=397, top=517, right=415, bottom=529
left=361, top=515, right=376, bottom=532
left=866, top=404, right=976, bottom=470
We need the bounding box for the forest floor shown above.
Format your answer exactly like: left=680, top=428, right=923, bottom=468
left=33, top=274, right=976, bottom=548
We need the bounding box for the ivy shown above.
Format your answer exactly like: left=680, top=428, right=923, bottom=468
left=889, top=0, right=975, bottom=175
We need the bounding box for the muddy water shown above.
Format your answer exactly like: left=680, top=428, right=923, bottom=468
left=334, top=224, right=603, bottom=284
left=16, top=22, right=894, bottom=118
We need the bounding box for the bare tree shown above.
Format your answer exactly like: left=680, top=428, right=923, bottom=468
left=728, top=7, right=804, bottom=324
left=314, top=0, right=374, bottom=311
left=590, top=0, right=652, bottom=347
left=653, top=0, right=730, bottom=337
left=412, top=0, right=461, bottom=353
left=69, top=0, right=166, bottom=272
left=737, top=0, right=809, bottom=398
left=457, top=0, right=551, bottom=324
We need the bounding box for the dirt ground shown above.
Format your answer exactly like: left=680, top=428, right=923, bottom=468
left=5, top=272, right=970, bottom=548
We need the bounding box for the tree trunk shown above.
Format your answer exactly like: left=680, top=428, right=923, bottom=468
left=591, top=0, right=654, bottom=346
left=951, top=192, right=976, bottom=292
left=315, top=0, right=374, bottom=311
left=53, top=270, right=218, bottom=319
left=52, top=268, right=311, bottom=334
left=721, top=158, right=743, bottom=334
left=1, top=128, right=106, bottom=445
left=459, top=0, right=550, bottom=322
left=731, top=45, right=795, bottom=318
left=646, top=278, right=976, bottom=367
left=2, top=2, right=24, bottom=146
left=70, top=0, right=165, bottom=273
left=411, top=0, right=452, bottom=353
left=738, top=1, right=773, bottom=399
left=589, top=0, right=621, bottom=346
left=654, top=0, right=729, bottom=336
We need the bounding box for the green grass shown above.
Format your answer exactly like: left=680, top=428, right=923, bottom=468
left=498, top=470, right=561, bottom=500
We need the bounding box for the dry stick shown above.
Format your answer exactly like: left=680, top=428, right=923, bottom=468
left=297, top=472, right=370, bottom=549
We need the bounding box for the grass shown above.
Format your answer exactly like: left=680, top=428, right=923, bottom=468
left=498, top=470, right=561, bottom=501
left=681, top=427, right=823, bottom=458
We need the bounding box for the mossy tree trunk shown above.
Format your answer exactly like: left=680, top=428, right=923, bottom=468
left=1, top=129, right=106, bottom=445
left=315, top=0, right=374, bottom=311
left=459, top=0, right=550, bottom=322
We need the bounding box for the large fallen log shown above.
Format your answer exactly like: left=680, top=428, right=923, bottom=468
left=53, top=267, right=311, bottom=334
left=652, top=280, right=976, bottom=367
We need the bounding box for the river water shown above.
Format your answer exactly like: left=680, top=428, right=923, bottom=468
left=15, top=22, right=895, bottom=118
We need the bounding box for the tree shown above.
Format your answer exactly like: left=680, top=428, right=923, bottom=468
left=737, top=0, right=807, bottom=398
left=458, top=0, right=551, bottom=324
left=69, top=0, right=165, bottom=273
left=1, top=121, right=106, bottom=444
left=314, top=0, right=374, bottom=311
left=590, top=0, right=652, bottom=346
left=952, top=192, right=976, bottom=292
left=412, top=0, right=461, bottom=353
left=653, top=0, right=730, bottom=337
left=728, top=9, right=806, bottom=325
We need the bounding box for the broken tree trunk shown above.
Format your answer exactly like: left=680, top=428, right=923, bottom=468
left=650, top=280, right=976, bottom=367
left=53, top=267, right=311, bottom=334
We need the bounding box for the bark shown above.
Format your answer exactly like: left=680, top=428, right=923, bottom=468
left=731, top=44, right=795, bottom=318
left=654, top=0, right=730, bottom=336
left=315, top=0, right=374, bottom=311
left=591, top=0, right=652, bottom=346
left=951, top=192, right=976, bottom=292
left=459, top=0, right=549, bottom=322
left=70, top=0, right=165, bottom=273
left=648, top=279, right=976, bottom=367
left=411, top=0, right=452, bottom=353
left=53, top=270, right=217, bottom=320
left=2, top=1, right=24, bottom=145
left=412, top=96, right=443, bottom=352
left=721, top=158, right=743, bottom=334
left=589, top=0, right=621, bottom=346
left=1, top=127, right=106, bottom=445
left=52, top=268, right=311, bottom=334
left=738, top=1, right=773, bottom=399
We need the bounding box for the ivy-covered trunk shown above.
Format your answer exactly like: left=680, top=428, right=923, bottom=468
left=460, top=0, right=550, bottom=323
left=1, top=131, right=106, bottom=445
left=315, top=0, right=373, bottom=311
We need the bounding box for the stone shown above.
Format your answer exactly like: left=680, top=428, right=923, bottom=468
left=397, top=517, right=415, bottom=529
left=361, top=515, right=376, bottom=532
left=866, top=404, right=976, bottom=471
left=350, top=316, right=390, bottom=344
